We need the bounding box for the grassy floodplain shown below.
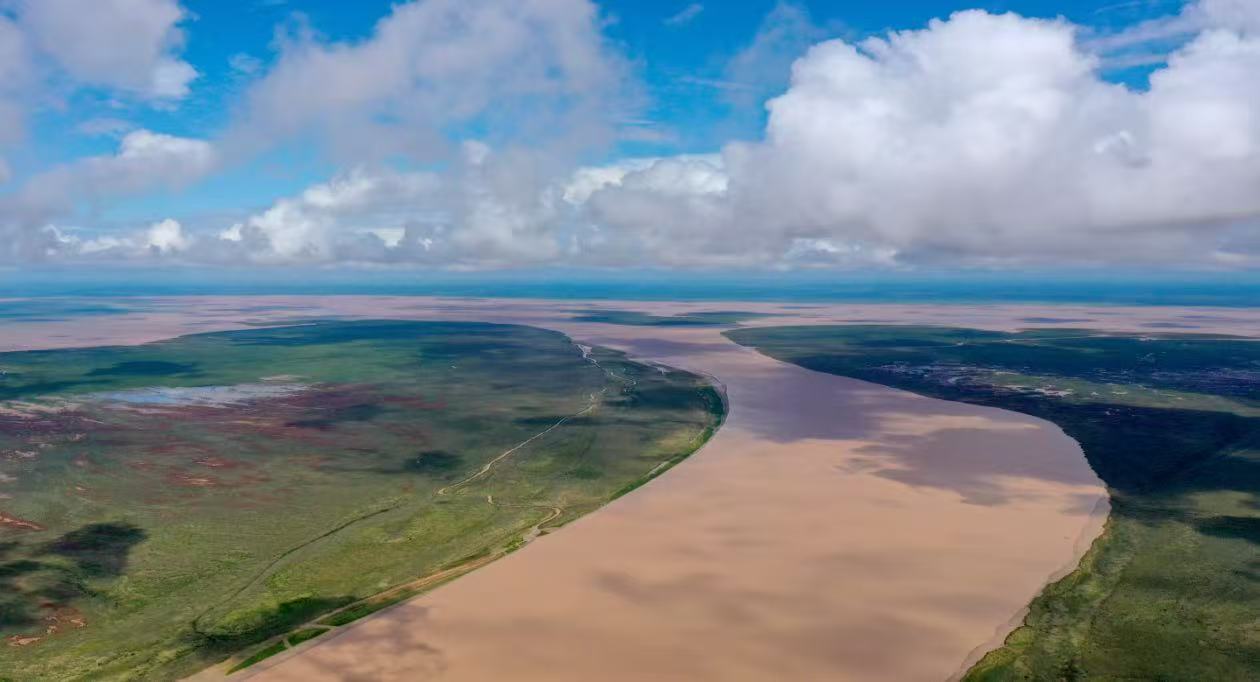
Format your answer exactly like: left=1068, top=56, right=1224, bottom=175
left=0, top=320, right=723, bottom=680
left=725, top=325, right=1260, bottom=681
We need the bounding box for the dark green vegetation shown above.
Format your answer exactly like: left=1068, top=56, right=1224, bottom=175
left=285, top=628, right=327, bottom=647
left=226, top=641, right=286, bottom=674
left=570, top=309, right=771, bottom=326
left=725, top=325, right=1260, bottom=681
left=0, top=320, right=723, bottom=680
left=224, top=627, right=328, bottom=674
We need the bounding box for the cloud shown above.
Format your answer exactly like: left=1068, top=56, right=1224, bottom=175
left=57, top=130, right=216, bottom=196
left=562, top=157, right=664, bottom=205
left=718, top=2, right=828, bottom=109
left=229, top=0, right=635, bottom=164
left=78, top=150, right=730, bottom=268
left=13, top=0, right=1260, bottom=271
left=0, top=0, right=195, bottom=198
left=582, top=6, right=1260, bottom=268
left=68, top=151, right=723, bottom=268
left=664, top=3, right=703, bottom=27
left=74, top=117, right=136, bottom=138
left=1202, top=0, right=1260, bottom=33
left=45, top=4, right=1260, bottom=270
left=15, top=130, right=214, bottom=215
left=143, top=218, right=190, bottom=253
left=1, top=0, right=629, bottom=267
left=1085, top=0, right=1260, bottom=69
left=199, top=143, right=575, bottom=266
left=0, top=130, right=216, bottom=262
left=15, top=0, right=197, bottom=99
left=0, top=14, right=32, bottom=176
left=0, top=15, right=32, bottom=98
left=228, top=52, right=263, bottom=75
left=215, top=167, right=443, bottom=264
left=74, top=218, right=190, bottom=257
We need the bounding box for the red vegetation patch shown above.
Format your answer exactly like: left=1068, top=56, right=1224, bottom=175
left=40, top=604, right=87, bottom=636
left=0, top=411, right=109, bottom=439
left=117, top=445, right=271, bottom=493
left=0, top=416, right=61, bottom=438
left=0, top=511, right=45, bottom=532
left=160, top=465, right=270, bottom=490
left=2, top=448, right=40, bottom=462
left=147, top=442, right=214, bottom=458
left=291, top=455, right=329, bottom=471
left=6, top=605, right=88, bottom=647
left=166, top=472, right=221, bottom=487
left=194, top=456, right=247, bottom=469
left=380, top=395, right=447, bottom=410
left=277, top=428, right=346, bottom=448
left=271, top=384, right=380, bottom=411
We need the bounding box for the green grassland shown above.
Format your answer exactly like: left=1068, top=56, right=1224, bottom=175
left=725, top=325, right=1260, bottom=681
left=0, top=320, right=723, bottom=680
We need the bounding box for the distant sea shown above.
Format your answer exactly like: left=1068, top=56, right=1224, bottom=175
left=2, top=268, right=1258, bottom=308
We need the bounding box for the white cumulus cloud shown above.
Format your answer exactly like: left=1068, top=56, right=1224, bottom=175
left=0, top=130, right=215, bottom=262
left=13, top=0, right=1260, bottom=271
left=230, top=0, right=634, bottom=164
left=582, top=6, right=1260, bottom=268
left=196, top=144, right=574, bottom=267
left=15, top=0, right=197, bottom=99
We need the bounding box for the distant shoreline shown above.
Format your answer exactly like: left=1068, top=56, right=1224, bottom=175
left=4, top=272, right=1259, bottom=308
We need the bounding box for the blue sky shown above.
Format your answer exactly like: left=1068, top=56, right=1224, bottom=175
left=12, top=1, right=1187, bottom=161
left=21, top=0, right=1181, bottom=208
left=1, top=0, right=1256, bottom=271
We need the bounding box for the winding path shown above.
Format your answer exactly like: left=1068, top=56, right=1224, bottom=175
left=437, top=389, right=603, bottom=497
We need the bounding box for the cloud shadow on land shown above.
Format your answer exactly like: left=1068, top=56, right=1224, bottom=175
left=40, top=522, right=147, bottom=577
left=0, top=522, right=147, bottom=632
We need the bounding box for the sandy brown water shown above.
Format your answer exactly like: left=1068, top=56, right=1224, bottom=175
left=7, top=297, right=1257, bottom=680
